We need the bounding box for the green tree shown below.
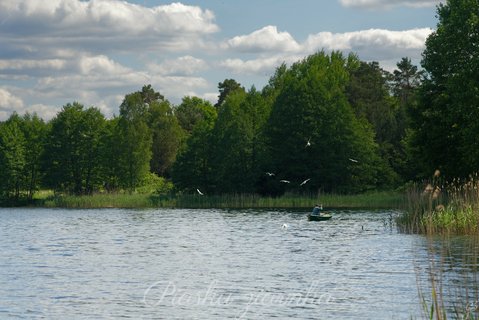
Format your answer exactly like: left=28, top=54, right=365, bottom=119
left=175, top=96, right=216, bottom=134
left=19, top=113, right=48, bottom=199
left=392, top=57, right=423, bottom=180
left=171, top=103, right=218, bottom=193
left=43, top=103, right=106, bottom=195
left=117, top=92, right=152, bottom=191
left=209, top=87, right=270, bottom=193
left=101, top=117, right=122, bottom=192
left=393, top=57, right=422, bottom=110
left=148, top=99, right=184, bottom=177
left=140, top=84, right=164, bottom=104
left=346, top=61, right=401, bottom=186
left=214, top=79, right=244, bottom=109
left=411, top=0, right=479, bottom=178
left=0, top=115, right=27, bottom=200
left=265, top=51, right=382, bottom=193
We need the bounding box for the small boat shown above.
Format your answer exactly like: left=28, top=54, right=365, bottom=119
left=307, top=213, right=332, bottom=221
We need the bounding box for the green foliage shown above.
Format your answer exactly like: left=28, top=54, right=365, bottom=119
left=265, top=51, right=382, bottom=194
left=214, top=78, right=245, bottom=108
left=19, top=113, right=48, bottom=199
left=397, top=171, right=479, bottom=235
left=171, top=101, right=218, bottom=193
left=136, top=172, right=174, bottom=195
left=39, top=190, right=403, bottom=209
left=411, top=0, right=479, bottom=179
left=0, top=113, right=48, bottom=201
left=347, top=61, right=401, bottom=186
left=175, top=96, right=216, bottom=134
left=42, top=103, right=107, bottom=195
left=0, top=115, right=27, bottom=200
left=148, top=99, right=184, bottom=177
left=117, top=92, right=152, bottom=191
left=209, top=87, right=271, bottom=193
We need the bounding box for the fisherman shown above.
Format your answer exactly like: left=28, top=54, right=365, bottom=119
left=312, top=204, right=321, bottom=216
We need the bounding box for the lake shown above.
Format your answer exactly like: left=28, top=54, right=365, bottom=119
left=0, top=208, right=477, bottom=319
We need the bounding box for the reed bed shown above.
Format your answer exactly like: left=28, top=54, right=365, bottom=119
left=397, top=172, right=479, bottom=235
left=38, top=190, right=404, bottom=209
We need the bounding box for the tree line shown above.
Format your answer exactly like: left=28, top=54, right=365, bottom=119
left=0, top=0, right=477, bottom=201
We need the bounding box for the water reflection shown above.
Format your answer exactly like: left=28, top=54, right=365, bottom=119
left=414, top=235, right=479, bottom=319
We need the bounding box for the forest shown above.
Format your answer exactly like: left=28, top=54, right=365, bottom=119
left=0, top=0, right=478, bottom=203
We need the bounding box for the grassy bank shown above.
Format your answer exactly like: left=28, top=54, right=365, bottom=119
left=397, top=173, right=479, bottom=235
left=30, top=190, right=405, bottom=209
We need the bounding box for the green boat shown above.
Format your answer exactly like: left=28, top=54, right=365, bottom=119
left=307, top=213, right=332, bottom=221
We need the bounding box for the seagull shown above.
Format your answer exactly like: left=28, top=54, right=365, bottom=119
left=281, top=223, right=289, bottom=229
left=280, top=180, right=290, bottom=184
left=300, top=178, right=311, bottom=186
left=349, top=158, right=359, bottom=163
left=196, top=188, right=204, bottom=195
left=305, top=138, right=311, bottom=147
left=266, top=172, right=275, bottom=176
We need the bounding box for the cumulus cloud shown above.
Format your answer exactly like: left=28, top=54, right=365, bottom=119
left=0, top=88, right=24, bottom=113
left=148, top=56, right=208, bottom=76
left=339, top=0, right=440, bottom=9
left=220, top=55, right=302, bottom=75
left=222, top=27, right=433, bottom=75
left=0, top=0, right=219, bottom=58
left=0, top=1, right=436, bottom=120
left=0, top=1, right=219, bottom=118
left=77, top=55, right=131, bottom=75
left=304, top=28, right=433, bottom=60
left=225, top=26, right=301, bottom=53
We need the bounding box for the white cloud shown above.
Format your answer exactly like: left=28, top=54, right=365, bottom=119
left=0, top=88, right=24, bottom=114
left=222, top=27, right=432, bottom=76
left=225, top=26, right=301, bottom=53
left=201, top=92, right=219, bottom=104
left=304, top=28, right=433, bottom=60
left=77, top=55, right=130, bottom=75
left=0, top=59, right=66, bottom=71
left=148, top=56, right=208, bottom=76
left=0, top=1, right=436, bottom=120
left=220, top=55, right=302, bottom=75
left=27, top=104, right=61, bottom=121
left=339, top=0, right=440, bottom=9
left=0, top=0, right=219, bottom=58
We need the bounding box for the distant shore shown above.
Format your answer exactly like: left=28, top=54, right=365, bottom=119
left=1, top=191, right=405, bottom=210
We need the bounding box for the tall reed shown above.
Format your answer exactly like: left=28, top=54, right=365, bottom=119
left=416, top=235, right=479, bottom=319
left=38, top=190, right=404, bottom=209
left=397, top=172, right=479, bottom=235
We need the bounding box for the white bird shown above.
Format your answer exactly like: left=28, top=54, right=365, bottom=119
left=349, top=158, right=359, bottom=163
left=300, top=178, right=311, bottom=186
left=280, top=180, right=290, bottom=184
left=196, top=188, right=204, bottom=195
left=305, top=138, right=311, bottom=147
left=266, top=172, right=275, bottom=176
left=281, top=223, right=289, bottom=229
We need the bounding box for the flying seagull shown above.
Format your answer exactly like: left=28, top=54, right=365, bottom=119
left=349, top=158, right=359, bottom=163
left=196, top=188, right=204, bottom=195
left=266, top=172, right=275, bottom=176
left=280, top=180, right=291, bottom=184
left=305, top=138, right=311, bottom=147
left=300, top=178, right=311, bottom=186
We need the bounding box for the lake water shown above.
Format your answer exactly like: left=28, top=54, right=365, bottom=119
left=0, top=208, right=477, bottom=319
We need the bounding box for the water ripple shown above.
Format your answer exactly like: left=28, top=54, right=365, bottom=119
left=0, top=207, right=475, bottom=319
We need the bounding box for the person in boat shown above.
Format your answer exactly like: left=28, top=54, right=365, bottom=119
left=312, top=204, right=322, bottom=216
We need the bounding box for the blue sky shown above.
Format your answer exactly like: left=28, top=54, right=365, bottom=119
left=0, top=0, right=440, bottom=120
